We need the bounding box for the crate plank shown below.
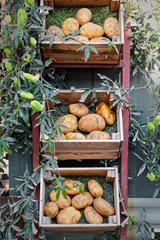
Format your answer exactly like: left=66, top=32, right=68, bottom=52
left=42, top=43, right=122, bottom=65
left=39, top=167, right=120, bottom=231
left=53, top=0, right=111, bottom=7
left=111, top=0, right=120, bottom=12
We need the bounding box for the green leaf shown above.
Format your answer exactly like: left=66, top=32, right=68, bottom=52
left=153, top=188, right=160, bottom=198
left=32, top=222, right=38, bottom=235
left=19, top=109, right=30, bottom=126
left=40, top=142, right=49, bottom=153
left=90, top=46, right=99, bottom=55
left=56, top=189, right=60, bottom=201
left=44, top=58, right=52, bottom=67
left=49, top=142, right=53, bottom=155
left=76, top=45, right=86, bottom=52
left=137, top=163, right=146, bottom=176
left=79, top=89, right=92, bottom=103
left=79, top=185, right=84, bottom=194
left=84, top=46, right=90, bottom=62
left=19, top=201, right=27, bottom=214
left=62, top=189, right=67, bottom=199
left=3, top=141, right=12, bottom=154
left=50, top=33, right=55, bottom=47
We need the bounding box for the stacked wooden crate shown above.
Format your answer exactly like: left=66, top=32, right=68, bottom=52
left=39, top=0, right=124, bottom=232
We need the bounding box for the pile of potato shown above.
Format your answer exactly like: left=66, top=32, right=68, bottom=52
left=47, top=8, right=119, bottom=42
left=54, top=102, right=115, bottom=140
left=44, top=179, right=115, bottom=224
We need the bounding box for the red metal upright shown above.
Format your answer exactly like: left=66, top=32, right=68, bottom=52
left=120, top=19, right=131, bottom=240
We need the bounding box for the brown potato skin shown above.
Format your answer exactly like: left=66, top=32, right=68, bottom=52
left=86, top=131, right=111, bottom=140
left=88, top=179, right=103, bottom=198
left=50, top=190, right=71, bottom=209
left=90, top=37, right=109, bottom=43
left=56, top=206, right=81, bottom=224
left=44, top=202, right=59, bottom=218
left=48, top=26, right=64, bottom=36
left=96, top=102, right=115, bottom=126
left=78, top=114, right=106, bottom=133
left=63, top=179, right=83, bottom=195
left=66, top=132, right=86, bottom=140
left=55, top=133, right=66, bottom=141
left=84, top=206, right=103, bottom=224
left=93, top=198, right=115, bottom=217
left=69, top=103, right=89, bottom=118
left=67, top=35, right=89, bottom=43
left=103, top=17, right=119, bottom=39
left=62, top=18, right=79, bottom=35
left=47, top=26, right=64, bottom=42
left=55, top=114, right=78, bottom=134
left=80, top=22, right=104, bottom=39
left=76, top=8, right=92, bottom=25
left=72, top=192, right=94, bottom=209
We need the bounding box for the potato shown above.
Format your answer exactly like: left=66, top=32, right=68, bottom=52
left=84, top=206, right=103, bottom=224
left=80, top=22, right=104, bottom=39
left=67, top=35, right=89, bottom=43
left=93, top=198, right=115, bottom=217
left=78, top=114, right=105, bottom=133
left=47, top=26, right=64, bottom=42
left=96, top=102, right=115, bottom=126
left=72, top=192, right=94, bottom=209
left=55, top=114, right=78, bottom=134
left=48, top=26, right=64, bottom=42
left=50, top=190, right=71, bottom=209
left=86, top=131, right=111, bottom=140
left=104, top=17, right=119, bottom=39
left=44, top=202, right=59, bottom=218
left=88, top=179, right=103, bottom=197
left=76, top=8, right=92, bottom=25
left=63, top=179, right=84, bottom=195
left=56, top=206, right=81, bottom=224
left=90, top=37, right=109, bottom=43
left=62, top=18, right=79, bottom=35
left=56, top=133, right=66, bottom=140
left=48, top=26, right=64, bottom=36
left=69, top=103, right=89, bottom=118
left=53, top=36, right=63, bottom=42
left=66, top=132, right=86, bottom=140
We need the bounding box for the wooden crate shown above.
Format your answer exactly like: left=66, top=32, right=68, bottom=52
left=39, top=167, right=120, bottom=231
left=41, top=90, right=124, bottom=160
left=41, top=0, right=124, bottom=65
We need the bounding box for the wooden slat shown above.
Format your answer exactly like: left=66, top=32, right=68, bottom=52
left=44, top=150, right=120, bottom=159
left=47, top=141, right=121, bottom=151
left=51, top=167, right=113, bottom=177
left=41, top=225, right=117, bottom=231
left=48, top=90, right=111, bottom=107
left=39, top=167, right=120, bottom=231
left=111, top=0, right=120, bottom=12
left=120, top=18, right=131, bottom=240
left=39, top=169, right=45, bottom=227
left=114, top=167, right=120, bottom=226
left=53, top=0, right=111, bottom=7
left=44, top=0, right=54, bottom=8
left=42, top=43, right=122, bottom=65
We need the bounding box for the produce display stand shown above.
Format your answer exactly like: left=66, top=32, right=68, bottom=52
left=39, top=167, right=120, bottom=231
left=31, top=1, right=130, bottom=239
left=41, top=90, right=124, bottom=160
